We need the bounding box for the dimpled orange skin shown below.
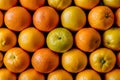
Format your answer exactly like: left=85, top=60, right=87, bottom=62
left=33, top=6, right=59, bottom=32
left=4, top=6, right=32, bottom=32
left=20, top=0, right=45, bottom=11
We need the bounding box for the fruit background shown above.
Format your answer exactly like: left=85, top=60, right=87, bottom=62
left=0, top=0, right=120, bottom=80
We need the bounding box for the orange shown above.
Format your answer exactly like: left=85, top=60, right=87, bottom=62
left=88, top=6, right=114, bottom=30
left=0, top=28, right=17, bottom=52
left=0, top=52, right=3, bottom=68
left=18, top=68, right=45, bottom=80
left=31, top=48, right=59, bottom=73
left=75, top=28, right=101, bottom=52
left=3, top=47, right=30, bottom=73
left=4, top=6, right=31, bottom=32
left=20, top=0, right=45, bottom=11
left=89, top=48, right=116, bottom=73
left=115, top=8, right=120, bottom=27
left=0, top=11, right=3, bottom=27
left=117, top=52, right=120, bottom=67
left=0, top=68, right=17, bottom=80
left=105, top=69, right=120, bottom=80
left=47, top=69, right=73, bottom=80
left=0, top=0, right=18, bottom=10
left=76, top=69, right=102, bottom=80
left=33, top=6, right=59, bottom=32
left=18, top=27, right=45, bottom=52
left=62, top=48, right=88, bottom=73
left=74, top=0, right=100, bottom=10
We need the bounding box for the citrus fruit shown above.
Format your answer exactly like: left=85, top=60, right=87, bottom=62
left=88, top=6, right=114, bottom=30
left=47, top=69, right=73, bottom=80
left=0, top=11, right=3, bottom=27
left=46, top=28, right=73, bottom=53
left=33, top=6, right=59, bottom=32
left=76, top=69, right=102, bottom=80
left=62, top=48, right=88, bottom=73
left=3, top=47, right=30, bottom=73
left=20, top=0, right=45, bottom=11
left=0, top=68, right=17, bottom=80
left=105, top=69, right=120, bottom=80
left=61, top=6, right=86, bottom=31
left=4, top=6, right=31, bottom=32
left=117, top=52, right=120, bottom=67
left=103, top=0, right=120, bottom=8
left=18, top=68, right=45, bottom=80
left=48, top=0, right=72, bottom=10
left=89, top=48, right=116, bottom=73
left=115, top=8, right=120, bottom=27
left=74, top=0, right=100, bottom=10
left=18, top=27, right=45, bottom=52
left=75, top=28, right=101, bottom=52
left=31, top=48, right=59, bottom=73
left=0, top=28, right=17, bottom=52
left=0, top=0, right=18, bottom=10
left=0, top=52, right=3, bottom=68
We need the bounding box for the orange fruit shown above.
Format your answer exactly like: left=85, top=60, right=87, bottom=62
left=20, top=0, right=45, bottom=11
left=3, top=47, right=30, bottom=73
left=0, top=52, right=3, bottom=68
left=105, top=69, right=120, bottom=80
left=75, top=28, right=101, bottom=52
left=0, top=28, right=17, bottom=52
left=76, top=69, right=102, bottom=80
left=18, top=27, right=45, bottom=52
left=0, top=0, right=18, bottom=10
left=0, top=68, right=17, bottom=80
left=61, top=6, right=86, bottom=31
left=31, top=48, right=59, bottom=73
left=0, top=11, right=3, bottom=27
left=62, top=48, right=88, bottom=73
left=33, top=6, right=59, bottom=32
left=89, top=48, right=116, bottom=73
left=117, top=52, right=120, bottom=67
left=47, top=69, right=73, bottom=80
left=88, top=6, right=114, bottom=30
left=4, top=6, right=31, bottom=32
left=103, top=0, right=120, bottom=8
left=74, top=0, right=100, bottom=10
left=48, top=0, right=72, bottom=10
left=115, top=8, right=120, bottom=27
left=18, top=68, right=45, bottom=80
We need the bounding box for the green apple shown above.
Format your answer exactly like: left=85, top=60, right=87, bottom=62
left=103, top=27, right=120, bottom=51
left=46, top=28, right=73, bottom=53
left=89, top=48, right=116, bottom=73
left=103, top=0, right=120, bottom=8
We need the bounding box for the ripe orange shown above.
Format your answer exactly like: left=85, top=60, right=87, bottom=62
left=3, top=47, right=30, bottom=73
left=74, top=0, right=100, bottom=10
left=33, top=6, right=59, bottom=32
left=0, top=28, right=17, bottom=52
left=0, top=52, right=3, bottom=68
left=0, top=68, right=17, bottom=80
left=89, top=48, right=116, bottom=73
left=18, top=68, right=45, bottom=80
left=0, top=0, right=18, bottom=10
left=4, top=6, right=31, bottom=32
left=76, top=69, right=102, bottom=80
left=105, top=69, right=120, bottom=80
left=31, top=48, right=59, bottom=73
left=0, top=11, right=3, bottom=27
left=88, top=6, right=114, bottom=30
left=20, top=0, right=45, bottom=11
left=18, top=27, right=45, bottom=52
left=115, top=8, right=120, bottom=27
left=75, top=28, right=101, bottom=52
left=47, top=69, right=73, bottom=80
left=62, top=48, right=88, bottom=73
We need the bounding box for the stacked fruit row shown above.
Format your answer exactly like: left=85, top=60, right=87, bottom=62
left=0, top=0, right=120, bottom=80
